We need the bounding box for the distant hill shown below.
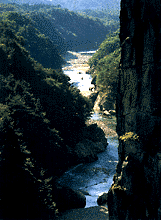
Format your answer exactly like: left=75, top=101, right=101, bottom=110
left=0, top=3, right=119, bottom=53
left=76, top=8, right=119, bottom=28
left=0, top=0, right=120, bottom=11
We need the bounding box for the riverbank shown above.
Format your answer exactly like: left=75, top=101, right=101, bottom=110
left=81, top=90, right=117, bottom=138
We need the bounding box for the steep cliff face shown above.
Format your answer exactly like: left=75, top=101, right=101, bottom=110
left=107, top=0, right=161, bottom=219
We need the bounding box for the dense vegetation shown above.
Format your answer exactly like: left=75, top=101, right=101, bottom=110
left=0, top=10, right=65, bottom=69
left=77, top=8, right=119, bottom=30
left=0, top=19, right=94, bottom=219
left=88, top=28, right=121, bottom=105
left=0, top=2, right=116, bottom=54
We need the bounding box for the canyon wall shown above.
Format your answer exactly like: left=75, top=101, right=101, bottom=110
left=107, top=0, right=161, bottom=219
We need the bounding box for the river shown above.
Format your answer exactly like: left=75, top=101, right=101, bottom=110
left=58, top=50, right=118, bottom=208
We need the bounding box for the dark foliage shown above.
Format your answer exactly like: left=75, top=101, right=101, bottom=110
left=0, top=21, right=92, bottom=219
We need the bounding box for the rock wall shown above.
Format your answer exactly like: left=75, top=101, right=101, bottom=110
left=107, top=0, right=161, bottom=219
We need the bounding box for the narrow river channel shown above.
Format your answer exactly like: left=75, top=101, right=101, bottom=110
left=57, top=51, right=119, bottom=208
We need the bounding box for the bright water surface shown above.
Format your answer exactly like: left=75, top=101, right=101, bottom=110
left=64, top=69, right=93, bottom=91
left=58, top=51, right=119, bottom=208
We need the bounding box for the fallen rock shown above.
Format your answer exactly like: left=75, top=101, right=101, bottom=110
left=74, top=140, right=108, bottom=163
left=109, top=110, right=116, bottom=115
left=103, top=110, right=111, bottom=116
left=78, top=189, right=91, bottom=196
left=74, top=139, right=99, bottom=163
left=83, top=123, right=107, bottom=147
left=97, top=193, right=108, bottom=206
left=52, top=184, right=86, bottom=212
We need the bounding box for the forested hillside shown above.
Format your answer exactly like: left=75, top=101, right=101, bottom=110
left=0, top=8, right=65, bottom=69
left=0, top=3, right=117, bottom=55
left=88, top=29, right=121, bottom=110
left=0, top=18, right=104, bottom=219
left=0, top=0, right=120, bottom=11
left=77, top=8, right=119, bottom=28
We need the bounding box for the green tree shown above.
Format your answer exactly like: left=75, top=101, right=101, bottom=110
left=88, top=28, right=121, bottom=101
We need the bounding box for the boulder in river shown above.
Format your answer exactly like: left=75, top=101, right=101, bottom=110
left=52, top=184, right=86, bottom=212
left=88, top=92, right=99, bottom=107
left=109, top=110, right=116, bottom=115
left=103, top=110, right=111, bottom=117
left=97, top=193, right=108, bottom=206
left=74, top=139, right=99, bottom=163
left=83, top=123, right=107, bottom=148
left=58, top=206, right=109, bottom=220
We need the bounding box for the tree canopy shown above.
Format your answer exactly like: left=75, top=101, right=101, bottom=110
left=0, top=19, right=93, bottom=219
left=88, top=28, right=121, bottom=101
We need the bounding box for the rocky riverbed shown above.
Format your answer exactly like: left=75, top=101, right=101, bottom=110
left=63, top=50, right=95, bottom=72
left=55, top=50, right=119, bottom=219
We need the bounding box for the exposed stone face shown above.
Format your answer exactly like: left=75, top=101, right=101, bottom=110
left=107, top=0, right=161, bottom=219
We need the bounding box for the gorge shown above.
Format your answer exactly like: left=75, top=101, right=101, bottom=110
left=56, top=50, right=119, bottom=209
left=1, top=0, right=161, bottom=219
left=57, top=0, right=161, bottom=219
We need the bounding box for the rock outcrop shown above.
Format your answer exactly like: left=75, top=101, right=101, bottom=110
left=107, top=0, right=161, bottom=219
left=98, top=93, right=116, bottom=112
left=88, top=91, right=99, bottom=107
left=97, top=193, right=108, bottom=206
left=52, top=183, right=86, bottom=212
left=69, top=123, right=107, bottom=164
left=74, top=139, right=107, bottom=163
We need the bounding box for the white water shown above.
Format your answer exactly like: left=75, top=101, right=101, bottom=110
left=58, top=50, right=118, bottom=208
left=64, top=69, right=93, bottom=91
